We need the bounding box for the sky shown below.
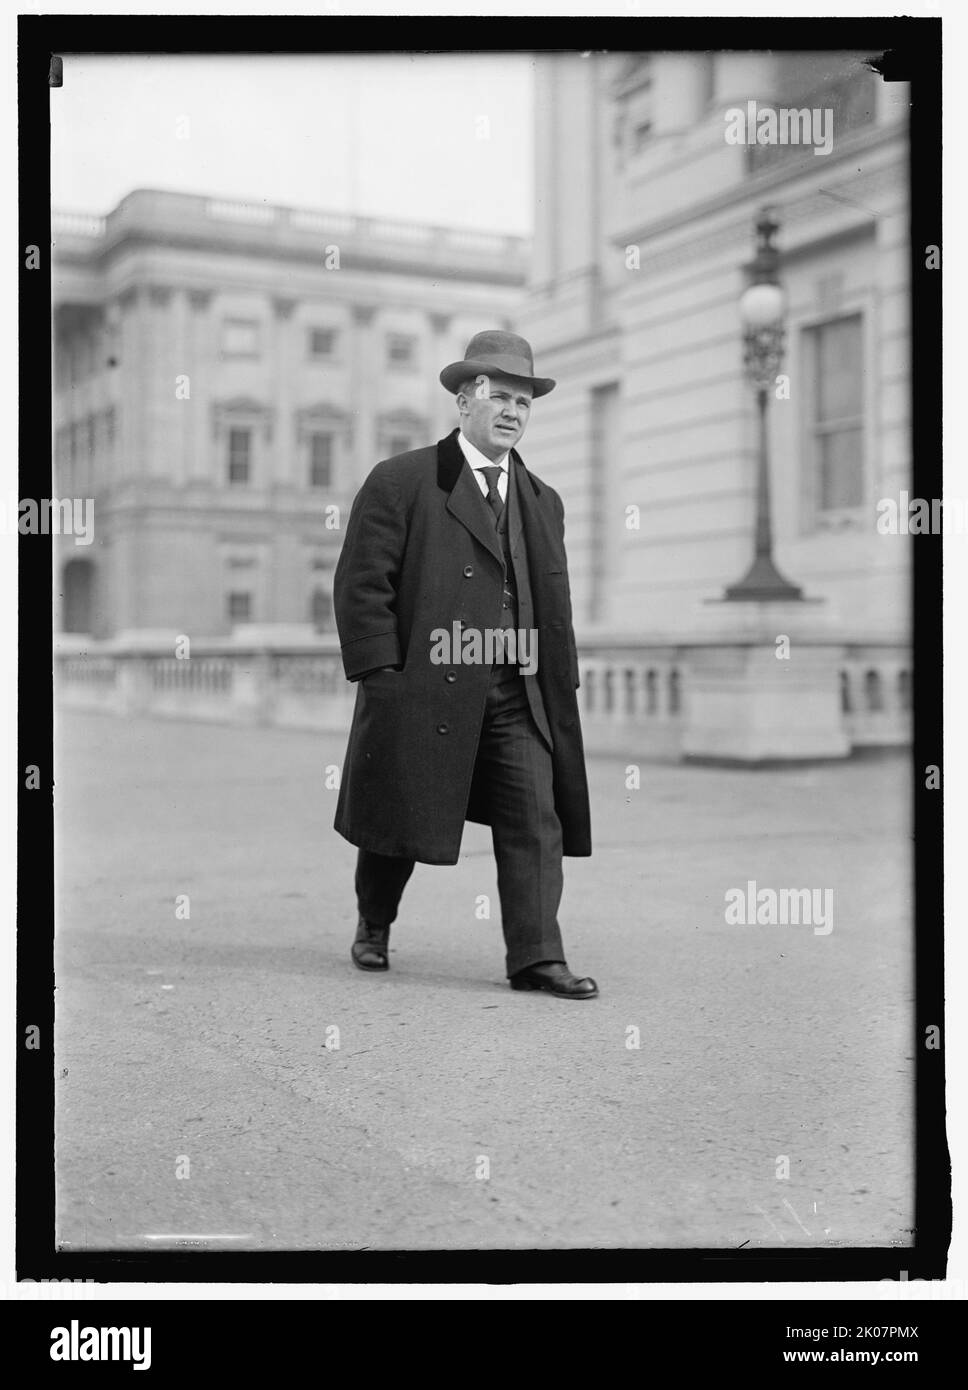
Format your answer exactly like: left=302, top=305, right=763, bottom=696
left=50, top=54, right=535, bottom=234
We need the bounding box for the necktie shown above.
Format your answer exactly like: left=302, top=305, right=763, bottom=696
left=478, top=465, right=505, bottom=526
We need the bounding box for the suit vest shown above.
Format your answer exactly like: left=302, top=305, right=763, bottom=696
left=494, top=476, right=520, bottom=647
left=486, top=458, right=553, bottom=747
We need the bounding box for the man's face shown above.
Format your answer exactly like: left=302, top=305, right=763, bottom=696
left=458, top=374, right=533, bottom=460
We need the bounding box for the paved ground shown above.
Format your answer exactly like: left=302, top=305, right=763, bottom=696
left=54, top=710, right=914, bottom=1251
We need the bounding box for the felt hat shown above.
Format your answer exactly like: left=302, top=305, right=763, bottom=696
left=439, top=330, right=555, bottom=397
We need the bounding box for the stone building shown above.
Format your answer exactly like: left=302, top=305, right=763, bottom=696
left=519, top=50, right=912, bottom=643
left=52, top=189, right=525, bottom=638
left=54, top=57, right=914, bottom=759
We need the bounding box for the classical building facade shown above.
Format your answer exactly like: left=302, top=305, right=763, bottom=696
left=54, top=61, right=914, bottom=759
left=518, top=51, right=912, bottom=643
left=52, top=190, right=526, bottom=637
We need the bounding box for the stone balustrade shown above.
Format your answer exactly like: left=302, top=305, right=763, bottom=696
left=55, top=631, right=912, bottom=761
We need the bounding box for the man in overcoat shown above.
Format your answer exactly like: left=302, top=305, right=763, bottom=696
left=333, top=330, right=597, bottom=998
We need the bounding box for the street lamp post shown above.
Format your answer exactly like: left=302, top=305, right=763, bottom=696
left=724, top=206, right=804, bottom=602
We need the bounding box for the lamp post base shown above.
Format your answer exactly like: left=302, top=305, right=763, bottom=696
left=681, top=598, right=849, bottom=763
left=723, top=553, right=804, bottom=602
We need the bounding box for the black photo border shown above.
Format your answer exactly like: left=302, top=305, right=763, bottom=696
left=16, top=12, right=947, bottom=1289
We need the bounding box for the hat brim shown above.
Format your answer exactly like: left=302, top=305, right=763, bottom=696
left=439, top=359, right=556, bottom=398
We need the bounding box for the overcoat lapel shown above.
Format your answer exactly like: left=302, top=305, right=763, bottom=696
left=439, top=430, right=504, bottom=570
left=509, top=447, right=561, bottom=576
left=508, top=455, right=525, bottom=550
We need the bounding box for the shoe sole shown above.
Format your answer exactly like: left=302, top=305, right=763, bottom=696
left=351, top=955, right=389, bottom=972
left=510, top=979, right=598, bottom=998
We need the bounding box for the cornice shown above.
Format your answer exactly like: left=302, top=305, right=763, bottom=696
left=612, top=121, right=905, bottom=253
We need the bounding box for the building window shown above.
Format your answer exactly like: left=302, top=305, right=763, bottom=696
left=309, top=433, right=333, bottom=488
left=62, top=558, right=95, bottom=635
left=213, top=398, right=272, bottom=483
left=631, top=119, right=653, bottom=152
left=803, top=314, right=864, bottom=521
left=897, top=669, right=912, bottom=711
left=228, top=427, right=252, bottom=484
left=308, top=327, right=337, bottom=360
left=221, top=318, right=260, bottom=358
left=840, top=670, right=852, bottom=714
left=227, top=592, right=252, bottom=623
left=612, top=57, right=655, bottom=166
left=864, top=670, right=883, bottom=712
left=387, top=333, right=417, bottom=369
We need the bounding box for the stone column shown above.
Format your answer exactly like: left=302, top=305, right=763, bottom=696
left=187, top=289, right=214, bottom=484
left=350, top=305, right=377, bottom=485
left=271, top=295, right=297, bottom=488
left=268, top=295, right=298, bottom=624
left=116, top=286, right=143, bottom=481
left=145, top=285, right=174, bottom=480
left=171, top=288, right=192, bottom=487
left=429, top=311, right=453, bottom=441
left=532, top=56, right=558, bottom=289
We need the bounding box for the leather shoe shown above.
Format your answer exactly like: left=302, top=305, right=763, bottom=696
left=510, top=960, right=598, bottom=999
left=351, top=916, right=390, bottom=972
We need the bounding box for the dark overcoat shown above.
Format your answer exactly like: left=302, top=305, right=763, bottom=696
left=332, top=427, right=592, bottom=865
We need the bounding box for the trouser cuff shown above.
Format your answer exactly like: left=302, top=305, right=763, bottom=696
left=505, top=939, right=566, bottom=978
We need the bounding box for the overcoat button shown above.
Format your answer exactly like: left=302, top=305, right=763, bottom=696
left=463, top=565, right=474, bottom=577
left=436, top=722, right=449, bottom=734
left=445, top=671, right=457, bottom=683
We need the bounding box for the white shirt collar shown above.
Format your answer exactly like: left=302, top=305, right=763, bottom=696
left=457, top=431, right=509, bottom=473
